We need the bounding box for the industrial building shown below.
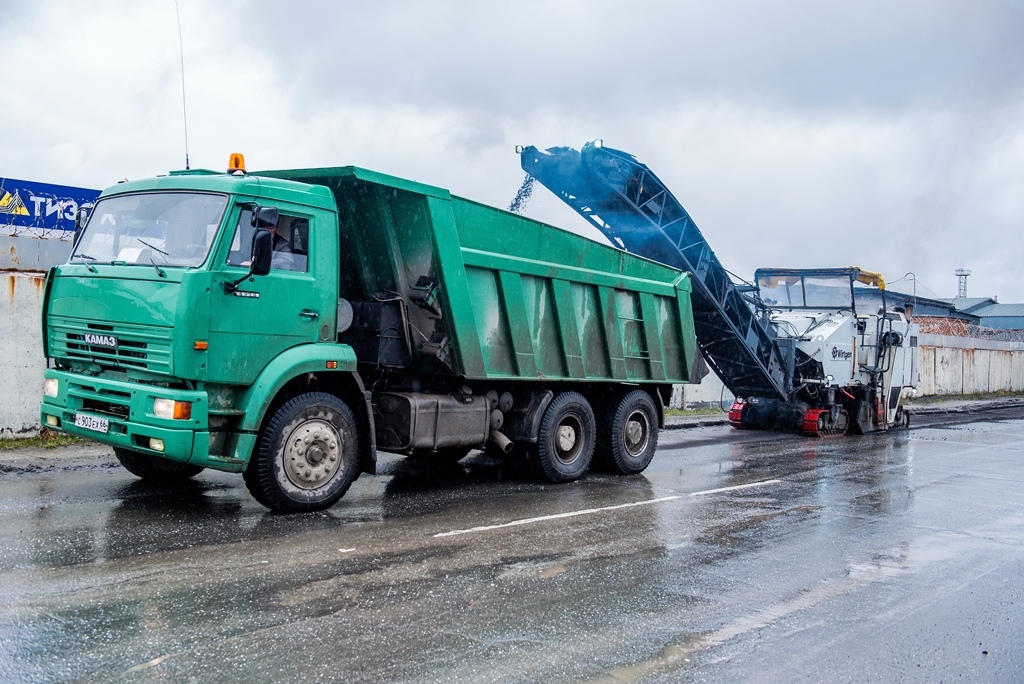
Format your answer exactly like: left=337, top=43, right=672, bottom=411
left=854, top=289, right=1024, bottom=333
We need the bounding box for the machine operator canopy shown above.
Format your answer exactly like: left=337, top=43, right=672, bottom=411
left=754, top=267, right=884, bottom=311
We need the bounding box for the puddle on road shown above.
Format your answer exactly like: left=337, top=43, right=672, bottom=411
left=586, top=513, right=1024, bottom=683
left=538, top=565, right=568, bottom=579
left=695, top=505, right=822, bottom=550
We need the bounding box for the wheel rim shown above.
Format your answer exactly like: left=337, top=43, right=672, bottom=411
left=623, top=409, right=651, bottom=456
left=555, top=414, right=584, bottom=465
left=283, top=418, right=343, bottom=490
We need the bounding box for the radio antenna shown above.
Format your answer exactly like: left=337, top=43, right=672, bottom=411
left=174, top=0, right=191, bottom=170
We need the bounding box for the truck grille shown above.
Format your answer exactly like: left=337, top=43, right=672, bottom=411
left=49, top=317, right=173, bottom=375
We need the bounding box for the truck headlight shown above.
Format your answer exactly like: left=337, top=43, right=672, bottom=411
left=153, top=398, right=192, bottom=420
left=44, top=378, right=59, bottom=398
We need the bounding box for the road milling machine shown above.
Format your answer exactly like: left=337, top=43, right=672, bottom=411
left=516, top=141, right=919, bottom=437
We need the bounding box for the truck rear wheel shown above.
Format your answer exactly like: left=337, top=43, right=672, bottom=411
left=113, top=447, right=204, bottom=481
left=244, top=392, right=360, bottom=513
left=534, top=391, right=595, bottom=483
left=597, top=390, right=659, bottom=475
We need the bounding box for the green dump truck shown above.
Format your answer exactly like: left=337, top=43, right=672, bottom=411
left=40, top=158, right=700, bottom=512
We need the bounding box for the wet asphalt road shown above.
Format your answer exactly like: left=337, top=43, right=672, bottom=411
left=1, top=407, right=1023, bottom=683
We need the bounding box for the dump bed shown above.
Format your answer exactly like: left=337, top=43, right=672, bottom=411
left=262, top=166, right=699, bottom=385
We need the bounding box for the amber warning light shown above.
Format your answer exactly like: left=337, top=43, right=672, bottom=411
left=228, top=153, right=246, bottom=175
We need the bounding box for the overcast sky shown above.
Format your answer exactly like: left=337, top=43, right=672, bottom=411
left=3, top=0, right=1023, bottom=301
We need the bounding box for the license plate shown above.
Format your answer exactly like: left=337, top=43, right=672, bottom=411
left=74, top=413, right=109, bottom=433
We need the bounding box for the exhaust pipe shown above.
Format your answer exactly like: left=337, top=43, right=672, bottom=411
left=488, top=430, right=513, bottom=454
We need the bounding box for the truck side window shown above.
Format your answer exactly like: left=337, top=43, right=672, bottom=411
left=227, top=211, right=309, bottom=272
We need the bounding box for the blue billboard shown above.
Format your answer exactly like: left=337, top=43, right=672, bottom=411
left=0, top=177, right=101, bottom=236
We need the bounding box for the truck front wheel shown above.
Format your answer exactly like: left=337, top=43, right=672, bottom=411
left=114, top=447, right=204, bottom=481
left=245, top=392, right=361, bottom=513
left=534, top=391, right=595, bottom=483
left=597, top=390, right=658, bottom=475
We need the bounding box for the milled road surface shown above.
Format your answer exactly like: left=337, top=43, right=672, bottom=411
left=1, top=404, right=1023, bottom=682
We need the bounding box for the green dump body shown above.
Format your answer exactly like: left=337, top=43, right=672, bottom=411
left=266, top=167, right=700, bottom=386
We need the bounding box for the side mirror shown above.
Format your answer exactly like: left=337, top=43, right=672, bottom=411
left=224, top=226, right=273, bottom=293
left=252, top=206, right=279, bottom=229
left=75, top=207, right=90, bottom=230
left=73, top=207, right=90, bottom=248
left=251, top=229, right=272, bottom=276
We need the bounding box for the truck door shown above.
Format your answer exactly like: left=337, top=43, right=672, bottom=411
left=207, top=205, right=322, bottom=384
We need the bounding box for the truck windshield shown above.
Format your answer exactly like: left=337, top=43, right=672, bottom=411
left=71, top=192, right=227, bottom=268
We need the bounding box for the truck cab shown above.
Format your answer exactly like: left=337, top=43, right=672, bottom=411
left=41, top=164, right=370, bottom=480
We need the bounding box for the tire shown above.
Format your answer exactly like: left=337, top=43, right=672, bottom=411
left=114, top=447, right=204, bottom=481
left=534, top=391, right=595, bottom=483
left=597, top=390, right=659, bottom=475
left=243, top=392, right=361, bottom=513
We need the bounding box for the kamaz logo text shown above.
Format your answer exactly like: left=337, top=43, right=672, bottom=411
left=83, top=333, right=118, bottom=347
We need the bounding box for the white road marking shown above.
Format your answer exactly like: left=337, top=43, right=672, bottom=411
left=688, top=479, right=782, bottom=497
left=433, top=496, right=684, bottom=538
left=124, top=653, right=180, bottom=673
left=433, top=478, right=783, bottom=539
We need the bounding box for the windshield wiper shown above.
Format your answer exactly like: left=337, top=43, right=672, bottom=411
left=71, top=253, right=99, bottom=273
left=149, top=256, right=167, bottom=278
left=137, top=238, right=169, bottom=256
left=137, top=239, right=169, bottom=276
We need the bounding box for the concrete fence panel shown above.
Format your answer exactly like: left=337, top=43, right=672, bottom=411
left=989, top=351, right=1013, bottom=392
left=919, top=347, right=936, bottom=395
left=674, top=370, right=734, bottom=409
left=1013, top=352, right=1024, bottom=391
left=1, top=272, right=47, bottom=437
left=967, top=349, right=988, bottom=394
left=933, top=347, right=964, bottom=395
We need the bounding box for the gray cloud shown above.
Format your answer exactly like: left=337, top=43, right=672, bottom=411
left=2, top=0, right=1022, bottom=301
left=244, top=0, right=1024, bottom=118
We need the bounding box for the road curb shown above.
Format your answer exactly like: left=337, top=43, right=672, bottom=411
left=904, top=398, right=1024, bottom=415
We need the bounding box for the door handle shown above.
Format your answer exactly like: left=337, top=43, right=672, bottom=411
left=299, top=310, right=319, bottom=320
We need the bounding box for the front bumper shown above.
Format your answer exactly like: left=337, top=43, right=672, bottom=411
left=39, top=369, right=248, bottom=473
